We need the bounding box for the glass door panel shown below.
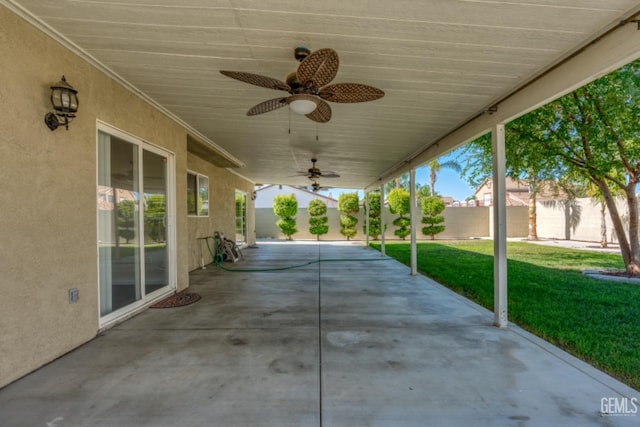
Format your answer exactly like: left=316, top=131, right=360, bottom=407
left=235, top=190, right=247, bottom=244
left=98, top=127, right=174, bottom=322
left=98, top=133, right=142, bottom=316
left=143, top=149, right=168, bottom=295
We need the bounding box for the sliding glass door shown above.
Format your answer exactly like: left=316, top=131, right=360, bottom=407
left=235, top=190, right=247, bottom=244
left=97, top=127, right=174, bottom=322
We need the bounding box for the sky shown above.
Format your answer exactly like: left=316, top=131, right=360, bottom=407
left=319, top=150, right=477, bottom=202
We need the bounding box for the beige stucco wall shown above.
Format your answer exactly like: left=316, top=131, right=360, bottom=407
left=535, top=197, right=623, bottom=243
left=187, top=153, right=255, bottom=271
left=0, top=6, right=253, bottom=387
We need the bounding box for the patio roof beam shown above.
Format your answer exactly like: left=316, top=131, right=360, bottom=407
left=364, top=17, right=640, bottom=192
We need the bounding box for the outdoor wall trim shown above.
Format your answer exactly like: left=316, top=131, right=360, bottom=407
left=4, top=0, right=245, bottom=170
left=364, top=16, right=640, bottom=191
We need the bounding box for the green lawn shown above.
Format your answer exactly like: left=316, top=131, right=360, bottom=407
left=370, top=240, right=640, bottom=390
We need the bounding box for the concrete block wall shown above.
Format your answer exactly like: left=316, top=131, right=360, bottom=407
left=256, top=206, right=525, bottom=241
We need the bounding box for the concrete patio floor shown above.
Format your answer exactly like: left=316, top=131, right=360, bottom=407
left=0, top=241, right=638, bottom=427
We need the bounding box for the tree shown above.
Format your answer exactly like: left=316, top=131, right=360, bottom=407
left=117, top=199, right=135, bottom=244
left=273, top=194, right=298, bottom=240
left=363, top=191, right=384, bottom=240
left=384, top=173, right=409, bottom=194
left=338, top=192, right=359, bottom=240
left=145, top=195, right=166, bottom=243
left=574, top=168, right=625, bottom=248
left=308, top=199, right=329, bottom=240
left=537, top=60, right=640, bottom=274
left=416, top=184, right=431, bottom=207
left=428, top=156, right=461, bottom=196
left=462, top=114, right=565, bottom=240
left=387, top=188, right=411, bottom=240
left=463, top=59, right=640, bottom=274
left=421, top=196, right=446, bottom=239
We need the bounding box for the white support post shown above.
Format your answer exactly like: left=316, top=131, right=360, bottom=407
left=380, top=184, right=386, bottom=257
left=365, top=191, right=370, bottom=248
left=492, top=124, right=508, bottom=328
left=410, top=168, right=417, bottom=276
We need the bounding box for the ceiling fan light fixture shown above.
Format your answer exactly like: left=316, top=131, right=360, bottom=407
left=288, top=94, right=318, bottom=115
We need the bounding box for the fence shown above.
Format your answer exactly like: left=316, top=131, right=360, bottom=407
left=256, top=206, right=529, bottom=241
left=255, top=196, right=636, bottom=243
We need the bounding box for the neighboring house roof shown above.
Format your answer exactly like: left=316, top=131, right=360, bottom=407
left=440, top=196, right=455, bottom=206
left=473, top=177, right=567, bottom=207
left=255, top=184, right=338, bottom=208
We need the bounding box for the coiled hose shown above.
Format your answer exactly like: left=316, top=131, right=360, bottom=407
left=205, top=236, right=390, bottom=272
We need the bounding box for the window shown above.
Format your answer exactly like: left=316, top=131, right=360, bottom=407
left=235, top=190, right=247, bottom=244
left=483, top=192, right=492, bottom=206
left=187, top=172, right=209, bottom=216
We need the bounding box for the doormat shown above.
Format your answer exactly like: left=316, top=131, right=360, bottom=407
left=150, top=292, right=201, bottom=308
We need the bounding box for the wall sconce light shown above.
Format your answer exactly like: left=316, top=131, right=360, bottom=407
left=44, top=75, right=79, bottom=131
left=251, top=191, right=257, bottom=200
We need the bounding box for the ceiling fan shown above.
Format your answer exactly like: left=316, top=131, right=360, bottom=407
left=309, top=180, right=332, bottom=193
left=220, top=47, right=385, bottom=123
left=294, top=158, right=340, bottom=180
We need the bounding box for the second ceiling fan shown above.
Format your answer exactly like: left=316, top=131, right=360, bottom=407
left=220, top=47, right=385, bottom=123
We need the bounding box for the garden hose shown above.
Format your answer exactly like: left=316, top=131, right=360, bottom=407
left=204, top=236, right=390, bottom=272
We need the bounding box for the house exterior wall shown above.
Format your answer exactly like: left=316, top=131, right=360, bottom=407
left=187, top=153, right=255, bottom=271
left=0, top=7, right=253, bottom=387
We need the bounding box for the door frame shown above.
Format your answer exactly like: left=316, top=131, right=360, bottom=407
left=96, top=121, right=177, bottom=329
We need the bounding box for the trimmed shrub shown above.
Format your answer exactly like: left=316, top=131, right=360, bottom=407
left=338, top=192, right=359, bottom=240
left=308, top=199, right=329, bottom=240
left=421, top=196, right=446, bottom=239
left=273, top=194, right=298, bottom=240
left=387, top=188, right=411, bottom=240
left=363, top=191, right=384, bottom=240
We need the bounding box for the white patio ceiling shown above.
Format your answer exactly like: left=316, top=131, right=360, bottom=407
left=7, top=0, right=640, bottom=189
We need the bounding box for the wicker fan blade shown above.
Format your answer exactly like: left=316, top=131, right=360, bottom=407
left=320, top=171, right=340, bottom=178
left=319, top=83, right=385, bottom=103
left=220, top=71, right=291, bottom=92
left=306, top=99, right=332, bottom=123
left=297, top=48, right=339, bottom=89
left=247, top=98, right=289, bottom=116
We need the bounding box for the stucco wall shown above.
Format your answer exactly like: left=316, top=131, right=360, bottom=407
left=0, top=7, right=253, bottom=387
left=187, top=153, right=255, bottom=271
left=535, top=197, right=624, bottom=243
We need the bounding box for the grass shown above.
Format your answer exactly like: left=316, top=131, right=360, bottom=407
left=370, top=240, right=640, bottom=390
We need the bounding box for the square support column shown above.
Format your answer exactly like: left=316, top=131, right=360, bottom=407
left=380, top=184, right=386, bottom=257
left=410, top=168, right=417, bottom=275
left=365, top=190, right=370, bottom=247
left=492, top=124, right=508, bottom=328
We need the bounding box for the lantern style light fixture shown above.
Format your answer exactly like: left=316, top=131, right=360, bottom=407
left=44, top=75, right=79, bottom=131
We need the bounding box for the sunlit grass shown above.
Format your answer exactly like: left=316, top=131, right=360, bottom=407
left=371, top=240, right=640, bottom=390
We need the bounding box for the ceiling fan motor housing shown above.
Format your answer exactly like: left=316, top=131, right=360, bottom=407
left=294, top=46, right=310, bottom=62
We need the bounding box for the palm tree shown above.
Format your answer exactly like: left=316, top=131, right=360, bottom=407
left=428, top=159, right=461, bottom=196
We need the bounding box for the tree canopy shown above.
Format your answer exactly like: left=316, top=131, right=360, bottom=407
left=463, top=59, right=640, bottom=273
